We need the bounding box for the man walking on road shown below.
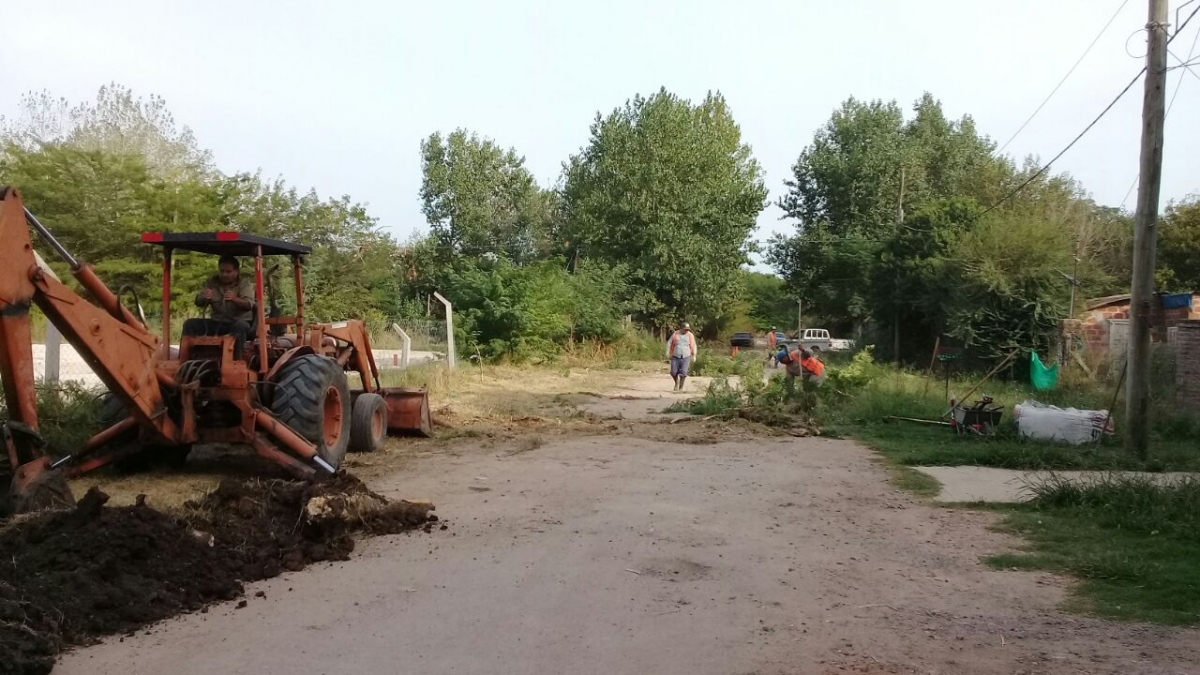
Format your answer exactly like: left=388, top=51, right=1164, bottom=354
left=667, top=322, right=698, bottom=391
left=766, top=327, right=778, bottom=368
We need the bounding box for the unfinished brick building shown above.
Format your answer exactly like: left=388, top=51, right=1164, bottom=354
left=1070, top=292, right=1200, bottom=357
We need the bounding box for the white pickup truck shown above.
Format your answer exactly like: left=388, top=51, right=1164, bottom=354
left=797, top=328, right=832, bottom=352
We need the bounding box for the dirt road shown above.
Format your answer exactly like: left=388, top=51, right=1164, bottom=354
left=54, top=381, right=1197, bottom=675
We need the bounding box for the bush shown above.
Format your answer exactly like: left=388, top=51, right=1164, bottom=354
left=1026, top=474, right=1200, bottom=540
left=0, top=381, right=104, bottom=455
left=668, top=368, right=817, bottom=428
left=607, top=330, right=665, bottom=366
left=823, top=345, right=883, bottom=393
left=438, top=257, right=638, bottom=361
left=669, top=377, right=744, bottom=416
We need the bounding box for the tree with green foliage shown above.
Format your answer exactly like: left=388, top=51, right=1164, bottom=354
left=0, top=142, right=220, bottom=306
left=420, top=130, right=555, bottom=262
left=742, top=270, right=799, bottom=332
left=562, top=88, right=767, bottom=331
left=0, top=84, right=213, bottom=180
left=215, top=171, right=401, bottom=324
left=1157, top=198, right=1200, bottom=291
left=870, top=198, right=979, bottom=356
left=435, top=256, right=638, bottom=359
left=770, top=93, right=1004, bottom=330
left=771, top=93, right=1138, bottom=362
left=946, top=208, right=1074, bottom=359
left=2, top=85, right=404, bottom=331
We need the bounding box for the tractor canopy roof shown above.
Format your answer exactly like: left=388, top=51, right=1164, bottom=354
left=140, top=232, right=311, bottom=257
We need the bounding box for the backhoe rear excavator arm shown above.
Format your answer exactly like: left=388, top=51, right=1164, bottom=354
left=0, top=186, right=178, bottom=512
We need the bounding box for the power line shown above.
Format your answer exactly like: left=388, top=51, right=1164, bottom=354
left=1167, top=49, right=1200, bottom=81
left=988, top=3, right=1200, bottom=217
left=982, top=68, right=1144, bottom=216
left=1167, top=55, right=1200, bottom=68
left=1121, top=16, right=1200, bottom=209
left=998, top=0, right=1130, bottom=154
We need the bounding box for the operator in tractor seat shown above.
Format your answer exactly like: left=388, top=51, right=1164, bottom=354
left=184, top=255, right=255, bottom=359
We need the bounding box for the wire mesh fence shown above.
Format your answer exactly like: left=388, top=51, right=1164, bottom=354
left=24, top=301, right=455, bottom=396
left=384, top=318, right=449, bottom=367
left=38, top=328, right=104, bottom=389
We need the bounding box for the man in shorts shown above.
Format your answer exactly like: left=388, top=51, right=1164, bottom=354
left=666, top=322, right=698, bottom=391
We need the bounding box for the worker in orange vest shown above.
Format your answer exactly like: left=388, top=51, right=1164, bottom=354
left=776, top=346, right=825, bottom=392
left=666, top=322, right=698, bottom=391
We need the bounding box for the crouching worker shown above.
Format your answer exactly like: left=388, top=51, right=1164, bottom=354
left=183, top=255, right=255, bottom=360
left=777, top=346, right=825, bottom=393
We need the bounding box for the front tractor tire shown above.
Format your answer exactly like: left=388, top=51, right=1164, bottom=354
left=271, top=354, right=352, bottom=470
left=350, top=393, right=388, bottom=453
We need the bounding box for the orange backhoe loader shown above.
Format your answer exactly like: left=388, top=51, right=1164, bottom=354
left=0, top=186, right=431, bottom=516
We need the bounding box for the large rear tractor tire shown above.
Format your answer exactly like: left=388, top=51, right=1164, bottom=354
left=270, top=355, right=351, bottom=470
left=349, top=393, right=387, bottom=453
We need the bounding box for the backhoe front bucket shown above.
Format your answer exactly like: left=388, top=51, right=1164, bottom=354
left=2, top=420, right=75, bottom=517
left=380, top=387, right=432, bottom=437
left=10, top=457, right=75, bottom=514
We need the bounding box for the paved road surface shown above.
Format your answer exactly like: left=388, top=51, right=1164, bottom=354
left=54, top=429, right=1197, bottom=674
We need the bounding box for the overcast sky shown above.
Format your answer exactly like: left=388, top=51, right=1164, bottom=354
left=4, top=0, right=1199, bottom=262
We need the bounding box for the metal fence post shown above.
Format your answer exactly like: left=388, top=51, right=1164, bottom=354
left=432, top=291, right=456, bottom=369
left=45, top=321, right=61, bottom=385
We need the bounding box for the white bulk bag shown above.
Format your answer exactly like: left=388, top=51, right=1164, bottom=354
left=1012, top=400, right=1112, bottom=444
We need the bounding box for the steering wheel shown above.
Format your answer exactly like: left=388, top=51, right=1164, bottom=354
left=118, top=285, right=148, bottom=328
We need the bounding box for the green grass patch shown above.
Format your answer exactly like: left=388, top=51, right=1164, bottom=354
left=689, top=350, right=764, bottom=377
left=985, top=475, right=1200, bottom=624
left=847, top=424, right=1200, bottom=472
left=823, top=358, right=1200, bottom=473
left=886, top=464, right=942, bottom=497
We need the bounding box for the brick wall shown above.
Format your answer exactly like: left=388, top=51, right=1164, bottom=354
left=1176, top=321, right=1200, bottom=414
left=1078, top=293, right=1200, bottom=357
left=1079, top=305, right=1129, bottom=354
left=1161, top=293, right=1200, bottom=339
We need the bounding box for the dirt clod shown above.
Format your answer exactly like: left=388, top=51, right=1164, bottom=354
left=0, top=473, right=437, bottom=675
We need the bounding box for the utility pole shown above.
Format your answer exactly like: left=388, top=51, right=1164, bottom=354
left=1126, top=0, right=1168, bottom=459
left=1059, top=244, right=1081, bottom=366
left=893, top=167, right=906, bottom=363
left=1068, top=246, right=1080, bottom=321
left=797, top=299, right=803, bottom=336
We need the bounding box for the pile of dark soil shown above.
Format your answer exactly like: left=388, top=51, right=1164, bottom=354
left=0, top=474, right=438, bottom=675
